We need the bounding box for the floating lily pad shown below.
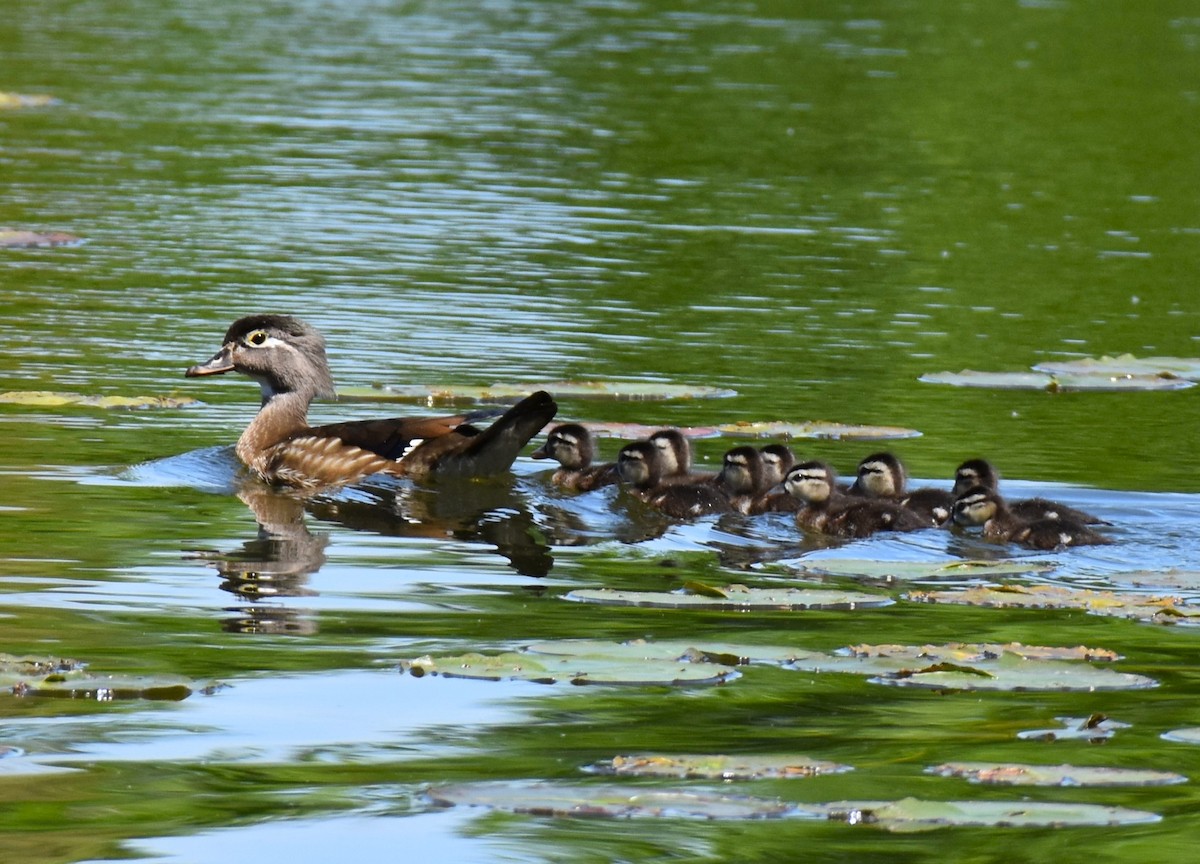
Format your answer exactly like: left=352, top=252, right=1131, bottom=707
left=11, top=674, right=197, bottom=701
left=340, top=381, right=737, bottom=405
left=577, top=421, right=724, bottom=440
left=427, top=782, right=800, bottom=820
left=399, top=651, right=738, bottom=686
left=589, top=753, right=853, bottom=780
left=523, top=638, right=825, bottom=666
left=841, top=642, right=1120, bottom=663
left=0, top=229, right=82, bottom=248
left=0, top=391, right=198, bottom=410
left=1162, top=727, right=1200, bottom=745
left=918, top=369, right=1193, bottom=392
left=927, top=762, right=1186, bottom=787
left=800, top=559, right=1055, bottom=582
left=1108, top=569, right=1200, bottom=593
left=564, top=583, right=893, bottom=610
left=714, top=420, right=921, bottom=440
left=907, top=583, right=1200, bottom=625
left=427, top=784, right=1159, bottom=829
left=1017, top=714, right=1131, bottom=742
left=868, top=652, right=1154, bottom=692
left=0, top=92, right=57, bottom=109
left=816, top=797, right=1159, bottom=831
left=1033, top=354, right=1200, bottom=380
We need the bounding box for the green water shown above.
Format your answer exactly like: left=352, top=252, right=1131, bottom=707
left=3, top=1, right=1200, bottom=860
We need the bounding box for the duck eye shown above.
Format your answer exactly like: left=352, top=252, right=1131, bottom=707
left=246, top=330, right=268, bottom=346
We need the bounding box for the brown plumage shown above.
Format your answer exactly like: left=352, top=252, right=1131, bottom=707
left=617, top=440, right=731, bottom=519
left=953, top=458, right=1107, bottom=525
left=951, top=486, right=1111, bottom=550
left=530, top=423, right=619, bottom=491
left=849, top=452, right=954, bottom=526
left=785, top=460, right=927, bottom=538
left=186, top=314, right=557, bottom=489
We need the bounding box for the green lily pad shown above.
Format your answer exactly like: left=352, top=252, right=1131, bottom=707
left=340, top=381, right=737, bottom=405
left=714, top=420, right=922, bottom=440
left=589, top=753, right=853, bottom=780
left=927, top=762, right=1186, bottom=787
left=398, top=652, right=739, bottom=686
left=11, top=675, right=197, bottom=701
left=841, top=642, right=1120, bottom=663
left=0, top=229, right=82, bottom=248
left=1108, top=569, right=1200, bottom=592
left=1017, top=715, right=1131, bottom=742
left=564, top=583, right=893, bottom=610
left=0, top=391, right=198, bottom=410
left=816, top=797, right=1159, bottom=831
left=523, top=638, right=825, bottom=666
left=1033, top=354, right=1200, bottom=380
left=918, top=369, right=1193, bottom=392
left=800, top=559, right=1055, bottom=581
left=427, top=782, right=801, bottom=820
left=0, top=92, right=57, bottom=109
left=869, top=652, right=1154, bottom=692
left=907, top=584, right=1200, bottom=625
left=578, top=421, right=724, bottom=440
left=1162, top=727, right=1200, bottom=745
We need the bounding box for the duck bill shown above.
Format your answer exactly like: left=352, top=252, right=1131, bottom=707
left=529, top=443, right=550, bottom=460
left=186, top=344, right=236, bottom=378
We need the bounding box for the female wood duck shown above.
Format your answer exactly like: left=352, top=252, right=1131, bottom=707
left=849, top=451, right=954, bottom=526
left=785, top=461, right=926, bottom=538
left=951, top=486, right=1111, bottom=550
left=186, top=314, right=557, bottom=489
left=617, top=440, right=731, bottom=518
left=529, top=423, right=619, bottom=491
left=953, top=458, right=1106, bottom=525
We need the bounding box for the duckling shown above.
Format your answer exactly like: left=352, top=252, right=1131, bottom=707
left=530, top=423, right=618, bottom=491
left=757, top=444, right=795, bottom=489
left=850, top=452, right=954, bottom=526
left=716, top=445, right=765, bottom=514
left=953, top=458, right=1107, bottom=525
left=784, top=461, right=927, bottom=538
left=617, top=440, right=731, bottom=519
left=185, top=314, right=557, bottom=489
left=951, top=486, right=1111, bottom=551
left=648, top=428, right=719, bottom=485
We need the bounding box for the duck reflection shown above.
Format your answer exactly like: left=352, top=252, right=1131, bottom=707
left=199, top=470, right=556, bottom=634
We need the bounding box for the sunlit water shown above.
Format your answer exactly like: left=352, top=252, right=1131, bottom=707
left=3, top=1, right=1200, bottom=862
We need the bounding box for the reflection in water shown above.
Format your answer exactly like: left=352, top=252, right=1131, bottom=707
left=200, top=472, right=558, bottom=634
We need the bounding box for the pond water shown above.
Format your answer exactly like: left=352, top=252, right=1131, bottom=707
left=3, top=0, right=1200, bottom=860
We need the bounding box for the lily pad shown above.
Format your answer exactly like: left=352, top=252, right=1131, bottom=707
left=800, top=559, right=1055, bottom=582
left=589, top=753, right=853, bottom=780
left=927, top=762, right=1186, bottom=787
left=1033, top=354, right=1200, bottom=380
left=1017, top=714, right=1131, bottom=742
left=0, top=92, right=57, bottom=109
left=11, top=674, right=197, bottom=701
left=0, top=229, right=82, bottom=248
left=868, top=652, right=1154, bottom=692
left=841, top=642, right=1120, bottom=663
left=907, top=583, right=1200, bottom=625
left=426, top=782, right=800, bottom=820
left=1162, top=727, right=1200, bottom=745
left=0, top=390, right=198, bottom=410
left=816, top=797, right=1159, bottom=831
left=340, top=381, right=737, bottom=405
left=564, top=583, right=893, bottom=610
left=1108, top=569, right=1200, bottom=593
left=398, top=651, right=738, bottom=686
left=523, top=638, right=826, bottom=666
left=714, top=420, right=921, bottom=440
left=577, top=421, right=724, bottom=440
left=918, top=369, right=1193, bottom=392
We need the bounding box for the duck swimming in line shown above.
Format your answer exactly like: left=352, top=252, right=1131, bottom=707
left=617, top=439, right=731, bottom=519
left=186, top=314, right=557, bottom=490
left=849, top=451, right=955, bottom=526
left=951, top=486, right=1111, bottom=550
left=530, top=423, right=619, bottom=491
left=785, top=460, right=927, bottom=538
left=953, top=458, right=1107, bottom=525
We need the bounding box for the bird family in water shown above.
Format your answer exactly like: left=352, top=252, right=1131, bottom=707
left=531, top=423, right=1112, bottom=551
left=186, top=316, right=1110, bottom=553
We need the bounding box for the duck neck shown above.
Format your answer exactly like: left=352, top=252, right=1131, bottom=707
left=236, top=390, right=312, bottom=465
